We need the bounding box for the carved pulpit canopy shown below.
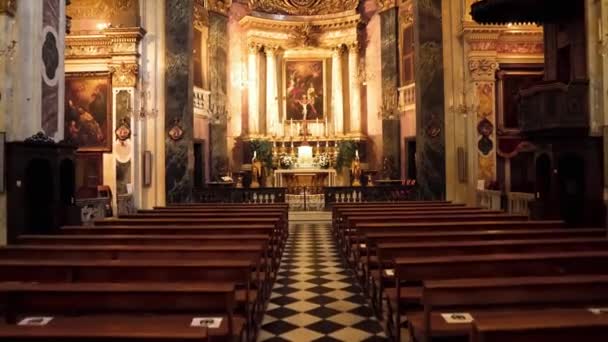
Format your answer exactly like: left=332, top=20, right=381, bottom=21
left=249, top=0, right=359, bottom=16
left=471, top=0, right=577, bottom=25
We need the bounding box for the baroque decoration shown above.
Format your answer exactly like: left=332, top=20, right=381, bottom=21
left=0, top=0, right=16, bottom=16
left=248, top=0, right=359, bottom=16
left=168, top=119, right=185, bottom=141
left=115, top=117, right=131, bottom=145
left=109, top=62, right=139, bottom=88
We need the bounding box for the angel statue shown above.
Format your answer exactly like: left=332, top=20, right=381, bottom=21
left=251, top=150, right=263, bottom=188
left=351, top=150, right=362, bottom=187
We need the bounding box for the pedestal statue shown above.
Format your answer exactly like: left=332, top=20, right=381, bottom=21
left=251, top=151, right=262, bottom=188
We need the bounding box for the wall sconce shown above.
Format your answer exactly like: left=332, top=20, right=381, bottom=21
left=135, top=74, right=158, bottom=120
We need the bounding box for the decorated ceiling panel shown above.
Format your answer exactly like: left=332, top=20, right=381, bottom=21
left=248, top=0, right=360, bottom=16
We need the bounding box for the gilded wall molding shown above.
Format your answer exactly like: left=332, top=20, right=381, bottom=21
left=0, top=0, right=16, bottom=17
left=66, top=27, right=145, bottom=60
left=249, top=0, right=358, bottom=16
left=109, top=62, right=139, bottom=87
left=468, top=58, right=499, bottom=81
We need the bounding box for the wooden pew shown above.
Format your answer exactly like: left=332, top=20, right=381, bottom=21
left=0, top=282, right=240, bottom=342
left=369, top=235, right=608, bottom=318
left=412, top=275, right=608, bottom=342
left=390, top=251, right=608, bottom=341
left=18, top=234, right=270, bottom=246
left=469, top=309, right=608, bottom=342
left=0, top=259, right=256, bottom=341
left=0, top=244, right=272, bottom=300
left=347, top=219, right=562, bottom=282
left=0, top=316, right=212, bottom=342
left=342, top=213, right=528, bottom=260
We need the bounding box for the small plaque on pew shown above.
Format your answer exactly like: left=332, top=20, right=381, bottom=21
left=384, top=269, right=395, bottom=277
left=190, top=317, right=222, bottom=329
left=441, top=313, right=474, bottom=324
left=589, top=308, right=608, bottom=315
left=18, top=317, right=54, bottom=326
left=359, top=243, right=367, bottom=249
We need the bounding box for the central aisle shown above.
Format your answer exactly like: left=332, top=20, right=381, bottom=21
left=258, top=223, right=387, bottom=342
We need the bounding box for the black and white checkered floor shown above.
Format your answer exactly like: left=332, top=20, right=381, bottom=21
left=258, top=223, right=388, bottom=342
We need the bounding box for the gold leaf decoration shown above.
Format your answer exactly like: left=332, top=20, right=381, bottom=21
left=249, top=0, right=359, bottom=16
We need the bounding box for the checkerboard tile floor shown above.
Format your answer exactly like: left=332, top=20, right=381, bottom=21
left=258, top=223, right=388, bottom=342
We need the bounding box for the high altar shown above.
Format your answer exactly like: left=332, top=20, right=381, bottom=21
left=236, top=0, right=368, bottom=189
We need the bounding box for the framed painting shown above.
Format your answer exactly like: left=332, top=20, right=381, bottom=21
left=64, top=72, right=112, bottom=152
left=284, top=59, right=326, bottom=121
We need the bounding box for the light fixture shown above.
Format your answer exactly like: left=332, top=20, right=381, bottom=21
left=131, top=73, right=158, bottom=120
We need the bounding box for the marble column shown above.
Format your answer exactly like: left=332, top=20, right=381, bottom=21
left=332, top=45, right=344, bottom=135
left=248, top=42, right=261, bottom=135
left=266, top=45, right=279, bottom=136
left=348, top=42, right=362, bottom=135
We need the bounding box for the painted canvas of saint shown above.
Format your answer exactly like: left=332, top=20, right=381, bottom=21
left=64, top=73, right=112, bottom=151
left=285, top=60, right=325, bottom=121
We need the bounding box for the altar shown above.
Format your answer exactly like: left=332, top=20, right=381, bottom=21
left=274, top=168, right=337, bottom=189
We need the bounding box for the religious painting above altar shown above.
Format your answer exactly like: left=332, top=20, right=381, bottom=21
left=284, top=60, right=326, bottom=121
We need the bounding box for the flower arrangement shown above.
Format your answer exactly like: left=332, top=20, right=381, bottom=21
left=315, top=152, right=331, bottom=169
left=279, top=153, right=294, bottom=169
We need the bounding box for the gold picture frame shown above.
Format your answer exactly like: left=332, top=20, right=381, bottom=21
left=283, top=59, right=327, bottom=122
left=64, top=72, right=113, bottom=152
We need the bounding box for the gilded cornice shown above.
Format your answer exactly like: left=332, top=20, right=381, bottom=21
left=66, top=26, right=145, bottom=60
left=0, top=0, right=16, bottom=17
left=249, top=0, right=358, bottom=16
left=243, top=15, right=360, bottom=50
left=206, top=0, right=232, bottom=16
left=463, top=22, right=544, bottom=56
left=240, top=12, right=361, bottom=32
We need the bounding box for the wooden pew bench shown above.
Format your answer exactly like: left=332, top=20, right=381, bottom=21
left=342, top=213, right=528, bottom=262
left=388, top=251, right=608, bottom=341
left=409, top=275, right=608, bottom=342
left=0, top=259, right=257, bottom=341
left=0, top=282, right=240, bottom=342
left=0, top=244, right=273, bottom=302
left=469, top=308, right=608, bottom=342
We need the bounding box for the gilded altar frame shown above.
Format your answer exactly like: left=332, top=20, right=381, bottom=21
left=282, top=58, right=328, bottom=122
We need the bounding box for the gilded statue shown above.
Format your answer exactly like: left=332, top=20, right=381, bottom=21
left=351, top=150, right=362, bottom=187
left=251, top=151, right=263, bottom=188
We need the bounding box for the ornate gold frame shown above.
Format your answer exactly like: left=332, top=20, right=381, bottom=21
left=65, top=71, right=113, bottom=152
left=282, top=58, right=328, bottom=122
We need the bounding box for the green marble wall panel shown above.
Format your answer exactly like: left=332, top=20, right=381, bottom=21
left=380, top=8, right=401, bottom=178
left=209, top=13, right=229, bottom=180
left=414, top=0, right=446, bottom=199
left=165, top=0, right=195, bottom=203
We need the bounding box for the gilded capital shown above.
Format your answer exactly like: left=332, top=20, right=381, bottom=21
left=206, top=0, right=231, bottom=16
left=377, top=0, right=396, bottom=12
left=0, top=0, right=16, bottom=16
left=265, top=45, right=280, bottom=56
left=247, top=41, right=262, bottom=54
left=347, top=41, right=359, bottom=53
left=468, top=58, right=499, bottom=81
left=109, top=62, right=139, bottom=88
left=331, top=45, right=344, bottom=57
